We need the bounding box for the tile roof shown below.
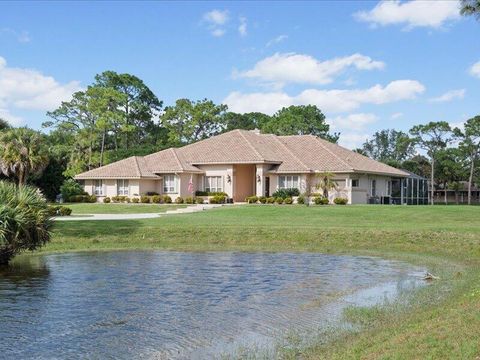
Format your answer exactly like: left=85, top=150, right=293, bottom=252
left=75, top=129, right=408, bottom=179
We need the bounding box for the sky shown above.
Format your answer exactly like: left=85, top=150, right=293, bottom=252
left=0, top=0, right=479, bottom=149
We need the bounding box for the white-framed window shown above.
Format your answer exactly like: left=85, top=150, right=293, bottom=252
left=94, top=180, right=103, bottom=196
left=371, top=179, right=377, bottom=197
left=117, top=179, right=129, bottom=195
left=278, top=175, right=299, bottom=190
left=352, top=179, right=359, bottom=188
left=386, top=180, right=391, bottom=196
left=205, top=176, right=223, bottom=193
left=163, top=175, right=177, bottom=193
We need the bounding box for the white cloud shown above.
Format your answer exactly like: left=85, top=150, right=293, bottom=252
left=469, top=61, right=480, bottom=78
left=391, top=112, right=403, bottom=119
left=1, top=28, right=31, bottom=43
left=266, top=34, right=288, bottom=47
left=338, top=133, right=371, bottom=149
left=236, top=52, right=385, bottom=88
left=203, top=9, right=229, bottom=37
left=354, top=0, right=460, bottom=30
left=0, top=108, right=24, bottom=126
left=328, top=113, right=378, bottom=131
left=429, top=89, right=465, bottom=102
left=0, top=56, right=81, bottom=120
left=224, top=79, right=425, bottom=115
left=238, top=17, right=247, bottom=37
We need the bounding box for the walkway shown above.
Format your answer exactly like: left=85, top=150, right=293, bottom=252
left=55, top=204, right=224, bottom=221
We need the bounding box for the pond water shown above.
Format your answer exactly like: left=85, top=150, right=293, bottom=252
left=0, top=251, right=425, bottom=359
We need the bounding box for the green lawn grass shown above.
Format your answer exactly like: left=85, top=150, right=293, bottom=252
left=39, top=205, right=480, bottom=358
left=61, top=202, right=188, bottom=214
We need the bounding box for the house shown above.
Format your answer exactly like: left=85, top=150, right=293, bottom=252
left=75, top=129, right=418, bottom=204
left=433, top=182, right=480, bottom=204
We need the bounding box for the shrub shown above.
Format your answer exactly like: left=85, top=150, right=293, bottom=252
left=140, top=195, right=150, bottom=203
left=334, top=197, right=348, bottom=205
left=259, top=196, right=267, bottom=204
left=111, top=196, right=119, bottom=203
left=195, top=190, right=208, bottom=196
left=195, top=197, right=204, bottom=204
left=59, top=206, right=72, bottom=216
left=210, top=194, right=226, bottom=204
left=246, top=196, right=258, bottom=204
left=284, top=197, right=293, bottom=205
left=0, top=182, right=53, bottom=264
left=272, top=188, right=300, bottom=199
left=275, top=197, right=284, bottom=204
left=314, top=196, right=329, bottom=205
left=125, top=197, right=131, bottom=203
left=132, top=197, right=139, bottom=203
left=88, top=195, right=96, bottom=203
left=60, top=179, right=85, bottom=202
left=151, top=195, right=163, bottom=204
left=103, top=197, right=111, bottom=203
left=266, top=197, right=276, bottom=204
left=146, top=192, right=159, bottom=196
left=195, top=190, right=228, bottom=197
left=175, top=197, right=184, bottom=204
left=163, top=195, right=172, bottom=204
left=297, top=195, right=305, bottom=204
left=185, top=197, right=195, bottom=204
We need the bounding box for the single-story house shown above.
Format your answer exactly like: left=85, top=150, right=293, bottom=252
left=75, top=129, right=421, bottom=204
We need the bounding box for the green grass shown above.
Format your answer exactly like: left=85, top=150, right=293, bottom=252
left=61, top=202, right=188, bottom=214
left=36, top=205, right=480, bottom=358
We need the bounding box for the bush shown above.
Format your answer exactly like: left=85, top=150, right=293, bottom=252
left=266, top=197, right=276, bottom=204
left=195, top=197, right=204, bottom=204
left=146, top=192, right=159, bottom=196
left=151, top=195, right=163, bottom=204
left=284, top=197, right=293, bottom=204
left=163, top=195, right=172, bottom=204
left=259, top=196, right=267, bottom=204
left=0, top=182, right=53, bottom=264
left=185, top=197, right=195, bottom=204
left=246, top=196, right=258, bottom=204
left=210, top=194, right=226, bottom=204
left=194, top=190, right=208, bottom=196
left=60, top=179, right=85, bottom=202
left=103, top=197, right=111, bottom=203
left=334, top=197, right=348, bottom=205
left=314, top=196, right=329, bottom=205
left=275, top=197, right=284, bottom=204
left=272, top=188, right=300, bottom=199
left=59, top=206, right=72, bottom=216
left=132, top=197, right=139, bottom=203
left=125, top=197, right=131, bottom=203
left=297, top=195, right=305, bottom=204
left=195, top=190, right=228, bottom=197
left=140, top=195, right=150, bottom=203
left=175, top=197, right=184, bottom=204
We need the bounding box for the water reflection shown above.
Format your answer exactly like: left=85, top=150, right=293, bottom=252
left=0, top=251, right=425, bottom=359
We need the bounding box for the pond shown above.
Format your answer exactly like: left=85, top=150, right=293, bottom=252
left=0, top=251, right=425, bottom=359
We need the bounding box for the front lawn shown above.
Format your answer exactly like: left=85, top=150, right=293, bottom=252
left=37, top=205, right=480, bottom=358
left=61, top=202, right=188, bottom=214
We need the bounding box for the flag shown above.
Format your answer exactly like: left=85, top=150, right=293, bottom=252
left=188, top=175, right=193, bottom=193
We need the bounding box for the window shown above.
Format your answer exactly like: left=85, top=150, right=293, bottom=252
left=117, top=179, right=129, bottom=195
left=352, top=179, right=359, bottom=188
left=371, top=179, right=377, bottom=197
left=163, top=175, right=177, bottom=193
left=205, top=176, right=223, bottom=193
left=94, top=180, right=103, bottom=196
left=278, top=175, right=299, bottom=190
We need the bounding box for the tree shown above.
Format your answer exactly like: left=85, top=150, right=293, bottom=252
left=401, top=155, right=431, bottom=179
left=94, top=71, right=162, bottom=149
left=162, top=99, right=228, bottom=145
left=0, top=118, right=10, bottom=131
left=0, top=181, right=52, bottom=265
left=0, top=128, right=49, bottom=186
left=410, top=122, right=452, bottom=205
left=315, top=172, right=337, bottom=199
left=460, top=0, right=480, bottom=20
left=454, top=116, right=480, bottom=204
left=361, top=129, right=415, bottom=167
left=262, top=105, right=339, bottom=142
left=435, top=148, right=466, bottom=204
left=224, top=112, right=272, bottom=131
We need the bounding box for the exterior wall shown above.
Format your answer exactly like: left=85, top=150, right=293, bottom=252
left=196, top=164, right=234, bottom=198
left=233, top=164, right=256, bottom=202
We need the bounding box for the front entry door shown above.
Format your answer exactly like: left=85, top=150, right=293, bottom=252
left=265, top=177, right=270, bottom=197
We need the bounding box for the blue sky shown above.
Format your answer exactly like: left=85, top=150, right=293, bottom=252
left=0, top=0, right=479, bottom=148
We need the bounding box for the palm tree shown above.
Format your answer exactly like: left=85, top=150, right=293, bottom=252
left=315, top=172, right=337, bottom=200
left=0, top=181, right=53, bottom=265
left=460, top=0, right=480, bottom=20
left=0, top=128, right=49, bottom=186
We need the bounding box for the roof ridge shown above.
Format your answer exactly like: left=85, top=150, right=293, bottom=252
left=237, top=129, right=264, bottom=161
left=311, top=136, right=353, bottom=171
left=270, top=135, right=310, bottom=171
left=170, top=148, right=184, bottom=171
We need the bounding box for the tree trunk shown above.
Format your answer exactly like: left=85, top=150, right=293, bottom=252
left=468, top=158, right=474, bottom=205
left=100, top=129, right=106, bottom=167
left=430, top=158, right=435, bottom=205
left=444, top=182, right=448, bottom=205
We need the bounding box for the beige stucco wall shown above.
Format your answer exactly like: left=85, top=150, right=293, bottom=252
left=196, top=164, right=234, bottom=198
